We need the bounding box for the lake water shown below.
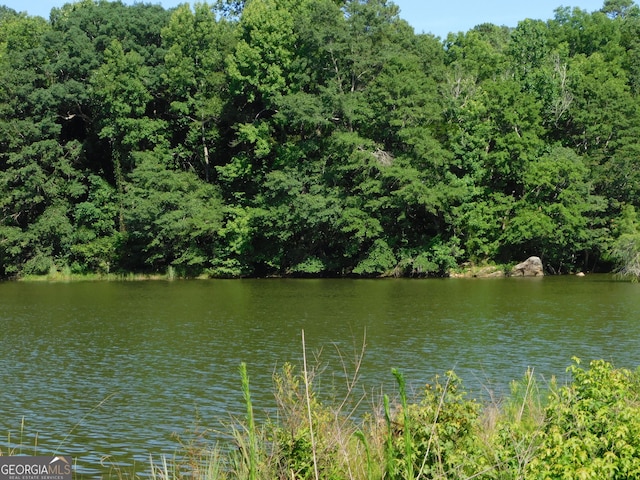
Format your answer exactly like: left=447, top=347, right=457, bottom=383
left=1, top=276, right=639, bottom=477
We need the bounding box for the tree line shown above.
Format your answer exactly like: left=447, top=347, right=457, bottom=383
left=1, top=0, right=640, bottom=278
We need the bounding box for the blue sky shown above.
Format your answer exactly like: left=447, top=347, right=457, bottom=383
left=401, top=0, right=606, bottom=38
left=3, top=0, right=608, bottom=38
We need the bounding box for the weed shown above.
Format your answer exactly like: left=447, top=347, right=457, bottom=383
left=240, top=362, right=258, bottom=480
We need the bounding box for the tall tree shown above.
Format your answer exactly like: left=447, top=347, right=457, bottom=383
left=162, top=3, right=237, bottom=180
left=0, top=14, right=86, bottom=275
left=501, top=146, right=606, bottom=271
left=122, top=153, right=224, bottom=274
left=90, top=39, right=167, bottom=230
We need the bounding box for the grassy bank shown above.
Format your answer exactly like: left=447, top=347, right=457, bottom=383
left=16, top=264, right=210, bottom=282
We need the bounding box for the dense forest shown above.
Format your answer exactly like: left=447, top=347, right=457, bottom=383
left=1, top=0, right=640, bottom=278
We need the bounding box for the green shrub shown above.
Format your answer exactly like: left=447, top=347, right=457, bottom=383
left=385, top=370, right=487, bottom=479
left=527, top=358, right=640, bottom=479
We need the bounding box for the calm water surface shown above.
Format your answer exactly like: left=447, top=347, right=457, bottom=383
left=1, top=276, right=639, bottom=476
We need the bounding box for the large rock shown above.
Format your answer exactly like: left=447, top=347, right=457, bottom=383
left=511, top=256, right=544, bottom=277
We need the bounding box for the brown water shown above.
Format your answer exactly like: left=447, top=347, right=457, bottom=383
left=1, top=276, right=639, bottom=477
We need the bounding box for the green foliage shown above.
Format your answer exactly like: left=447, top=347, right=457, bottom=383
left=385, top=370, right=485, bottom=479
left=483, top=369, right=547, bottom=478
left=226, top=0, right=299, bottom=106
left=500, top=146, right=605, bottom=270
left=406, top=236, right=464, bottom=277
left=529, top=359, right=640, bottom=479
left=3, top=0, right=640, bottom=277
left=267, top=362, right=374, bottom=480
left=609, top=205, right=640, bottom=279
left=122, top=154, right=224, bottom=275
left=290, top=256, right=326, bottom=275
left=70, top=175, right=120, bottom=274
left=390, top=368, right=414, bottom=479
left=382, top=360, right=640, bottom=479
left=162, top=3, right=236, bottom=180
left=352, top=239, right=396, bottom=276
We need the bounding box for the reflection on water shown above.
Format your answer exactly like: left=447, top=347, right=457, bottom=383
left=1, top=276, right=639, bottom=476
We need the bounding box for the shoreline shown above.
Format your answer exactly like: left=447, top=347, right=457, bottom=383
left=11, top=266, right=604, bottom=282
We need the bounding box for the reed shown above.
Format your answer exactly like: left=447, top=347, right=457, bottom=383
left=0, top=417, right=35, bottom=456
left=239, top=362, right=258, bottom=480
left=150, top=454, right=175, bottom=480
left=383, top=394, right=396, bottom=477
left=300, top=330, right=319, bottom=480
left=392, top=368, right=414, bottom=479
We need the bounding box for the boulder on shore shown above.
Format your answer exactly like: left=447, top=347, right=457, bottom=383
left=511, top=256, right=544, bottom=277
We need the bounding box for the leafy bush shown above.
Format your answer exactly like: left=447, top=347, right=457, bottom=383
left=353, top=239, right=397, bottom=276
left=385, top=370, right=487, bottom=479
left=527, top=359, right=640, bottom=479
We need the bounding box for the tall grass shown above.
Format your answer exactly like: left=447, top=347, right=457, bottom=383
left=389, top=368, right=413, bottom=479
left=142, top=361, right=548, bottom=480
left=0, top=417, right=36, bottom=456
left=217, top=342, right=552, bottom=480
left=300, top=330, right=319, bottom=480
left=239, top=362, right=257, bottom=480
